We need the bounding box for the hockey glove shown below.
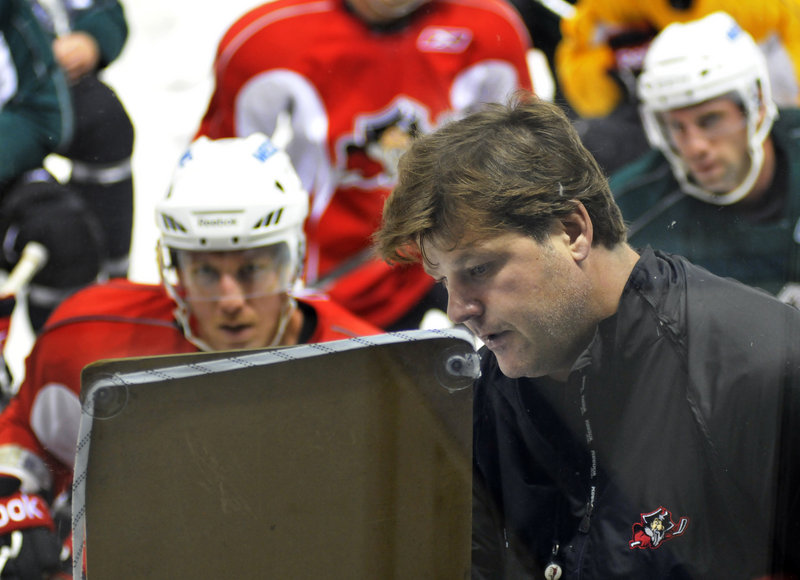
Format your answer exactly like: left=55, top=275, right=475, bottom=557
left=0, top=492, right=62, bottom=579
left=0, top=181, right=104, bottom=289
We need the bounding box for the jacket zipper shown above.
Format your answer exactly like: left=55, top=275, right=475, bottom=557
left=544, top=374, right=597, bottom=579
left=578, top=374, right=597, bottom=534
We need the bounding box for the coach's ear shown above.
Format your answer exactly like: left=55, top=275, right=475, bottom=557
left=560, top=201, right=593, bottom=263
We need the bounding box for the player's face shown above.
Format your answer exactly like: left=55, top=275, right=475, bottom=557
left=423, top=229, right=595, bottom=380
left=178, top=248, right=291, bottom=351
left=347, top=0, right=428, bottom=23
left=661, top=98, right=751, bottom=196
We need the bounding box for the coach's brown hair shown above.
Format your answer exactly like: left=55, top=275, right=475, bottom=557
left=374, top=92, right=626, bottom=265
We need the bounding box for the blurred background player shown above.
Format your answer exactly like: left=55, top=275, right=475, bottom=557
left=555, top=0, right=800, bottom=174
left=610, top=12, right=800, bottom=303
left=195, top=0, right=534, bottom=331
left=503, top=0, right=576, bottom=106
left=29, top=0, right=135, bottom=280
left=0, top=134, right=380, bottom=578
left=0, top=0, right=105, bottom=333
left=0, top=0, right=71, bottom=187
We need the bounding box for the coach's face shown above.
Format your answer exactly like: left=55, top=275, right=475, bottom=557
left=423, top=226, right=597, bottom=380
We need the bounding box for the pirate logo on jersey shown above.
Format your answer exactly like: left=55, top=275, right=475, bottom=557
left=629, top=507, right=689, bottom=549
left=337, top=97, right=431, bottom=190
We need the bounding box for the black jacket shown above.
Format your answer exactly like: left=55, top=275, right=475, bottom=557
left=472, top=248, right=800, bottom=579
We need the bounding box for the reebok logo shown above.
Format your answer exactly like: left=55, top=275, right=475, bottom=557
left=0, top=493, right=53, bottom=534
left=417, top=27, right=472, bottom=53
left=198, top=217, right=237, bottom=227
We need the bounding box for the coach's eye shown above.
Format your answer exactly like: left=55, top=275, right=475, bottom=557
left=469, top=263, right=489, bottom=277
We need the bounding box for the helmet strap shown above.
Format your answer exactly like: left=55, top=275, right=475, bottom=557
left=269, top=295, right=297, bottom=347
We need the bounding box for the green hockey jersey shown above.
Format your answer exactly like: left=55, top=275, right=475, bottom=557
left=610, top=108, right=800, bottom=298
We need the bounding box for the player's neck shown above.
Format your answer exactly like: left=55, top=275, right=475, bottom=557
left=280, top=305, right=305, bottom=346
left=344, top=0, right=417, bottom=27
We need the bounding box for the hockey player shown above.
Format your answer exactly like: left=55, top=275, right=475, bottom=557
left=0, top=0, right=105, bottom=332
left=0, top=134, right=382, bottom=578
left=610, top=12, right=800, bottom=304
left=556, top=0, right=800, bottom=119
left=30, top=0, right=135, bottom=280
left=555, top=0, right=800, bottom=174
left=0, top=0, right=71, bottom=187
left=196, top=0, right=534, bottom=330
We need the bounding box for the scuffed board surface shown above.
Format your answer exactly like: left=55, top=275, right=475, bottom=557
left=74, top=329, right=477, bottom=579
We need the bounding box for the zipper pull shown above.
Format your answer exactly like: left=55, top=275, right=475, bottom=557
left=544, top=543, right=562, bottom=580
left=544, top=562, right=563, bottom=580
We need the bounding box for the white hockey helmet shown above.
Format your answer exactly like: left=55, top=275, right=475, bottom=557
left=637, top=12, right=777, bottom=205
left=157, top=134, right=308, bottom=254
left=156, top=134, right=309, bottom=349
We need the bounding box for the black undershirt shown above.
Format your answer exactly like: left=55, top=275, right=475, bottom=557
left=296, top=300, right=318, bottom=344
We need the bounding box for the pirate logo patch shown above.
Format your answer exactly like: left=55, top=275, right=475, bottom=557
left=336, top=98, right=430, bottom=189
left=629, top=507, right=689, bottom=549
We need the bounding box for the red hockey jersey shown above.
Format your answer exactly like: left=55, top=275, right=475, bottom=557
left=0, top=280, right=381, bottom=495
left=196, top=0, right=533, bottom=327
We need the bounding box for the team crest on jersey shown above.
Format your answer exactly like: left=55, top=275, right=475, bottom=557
left=417, top=27, right=473, bottom=53
left=337, top=98, right=432, bottom=189
left=629, top=507, right=689, bottom=549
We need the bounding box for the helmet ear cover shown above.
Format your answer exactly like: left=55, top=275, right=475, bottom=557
left=636, top=11, right=777, bottom=205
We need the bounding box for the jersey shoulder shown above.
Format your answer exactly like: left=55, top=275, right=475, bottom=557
left=33, top=281, right=191, bottom=366
left=219, top=0, right=338, bottom=46
left=233, top=0, right=324, bottom=20
left=773, top=108, right=800, bottom=148
left=432, top=0, right=531, bottom=44
left=45, top=279, right=175, bottom=327
left=299, top=295, right=383, bottom=342
left=610, top=150, right=674, bottom=199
